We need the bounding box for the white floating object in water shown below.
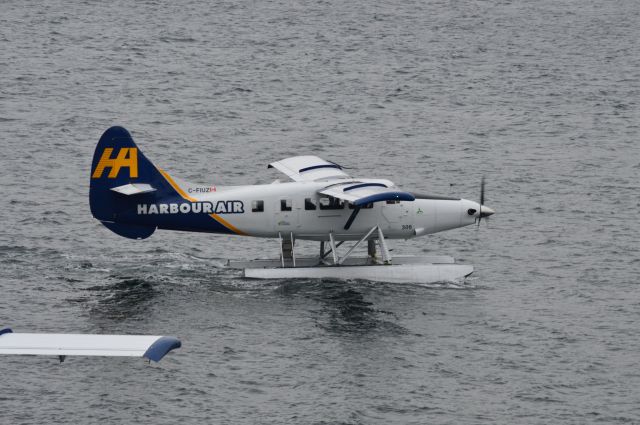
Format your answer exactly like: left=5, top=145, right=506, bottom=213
left=0, top=328, right=181, bottom=362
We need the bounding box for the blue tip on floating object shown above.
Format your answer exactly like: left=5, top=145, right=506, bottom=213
left=143, top=336, right=182, bottom=362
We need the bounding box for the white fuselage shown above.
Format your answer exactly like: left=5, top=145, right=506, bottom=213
left=181, top=180, right=481, bottom=241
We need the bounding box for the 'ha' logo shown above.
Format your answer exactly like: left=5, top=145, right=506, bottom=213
left=92, top=148, right=138, bottom=179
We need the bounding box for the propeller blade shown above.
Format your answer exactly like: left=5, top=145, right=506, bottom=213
left=476, top=176, right=494, bottom=227
left=480, top=175, right=485, bottom=207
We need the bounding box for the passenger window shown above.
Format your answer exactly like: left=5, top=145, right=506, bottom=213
left=386, top=200, right=399, bottom=205
left=252, top=200, right=264, bottom=212
left=319, top=196, right=344, bottom=210
left=305, top=198, right=317, bottom=210
left=280, top=199, right=292, bottom=211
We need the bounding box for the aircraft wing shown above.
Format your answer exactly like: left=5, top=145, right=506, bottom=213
left=268, top=156, right=350, bottom=182
left=319, top=182, right=415, bottom=206
left=0, top=328, right=181, bottom=362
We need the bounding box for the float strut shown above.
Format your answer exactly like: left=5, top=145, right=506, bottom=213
left=290, top=232, right=296, bottom=268
left=338, top=226, right=378, bottom=265
left=367, top=239, right=377, bottom=262
left=321, top=240, right=344, bottom=261
left=377, top=227, right=392, bottom=264
left=328, top=232, right=339, bottom=265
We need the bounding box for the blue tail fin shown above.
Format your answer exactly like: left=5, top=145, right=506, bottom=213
left=89, top=126, right=177, bottom=239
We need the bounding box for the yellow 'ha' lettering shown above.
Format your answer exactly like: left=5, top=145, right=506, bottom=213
left=92, top=147, right=138, bottom=179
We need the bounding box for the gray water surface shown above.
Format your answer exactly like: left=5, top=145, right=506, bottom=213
left=1, top=0, right=639, bottom=424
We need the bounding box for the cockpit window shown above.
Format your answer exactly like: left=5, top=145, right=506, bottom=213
left=319, top=196, right=344, bottom=210
left=348, top=202, right=373, bottom=209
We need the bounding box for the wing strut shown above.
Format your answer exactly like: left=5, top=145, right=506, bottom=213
left=344, top=206, right=361, bottom=230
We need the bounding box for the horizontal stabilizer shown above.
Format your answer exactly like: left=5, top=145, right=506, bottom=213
left=110, top=183, right=156, bottom=196
left=0, top=328, right=180, bottom=362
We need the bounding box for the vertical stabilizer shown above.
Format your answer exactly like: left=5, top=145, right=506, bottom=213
left=89, top=126, right=177, bottom=239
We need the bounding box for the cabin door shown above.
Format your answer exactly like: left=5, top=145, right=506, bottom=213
left=274, top=197, right=300, bottom=234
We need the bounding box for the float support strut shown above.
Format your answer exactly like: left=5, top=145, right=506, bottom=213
left=290, top=232, right=296, bottom=268
left=278, top=232, right=284, bottom=268
left=368, top=239, right=377, bottom=262
left=338, top=226, right=378, bottom=265
left=321, top=240, right=344, bottom=262
left=328, top=232, right=339, bottom=265
left=377, top=227, right=392, bottom=264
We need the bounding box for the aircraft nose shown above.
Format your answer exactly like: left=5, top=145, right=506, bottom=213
left=480, top=205, right=495, bottom=217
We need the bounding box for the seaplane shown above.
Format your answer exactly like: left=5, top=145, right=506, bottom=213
left=88, top=126, right=495, bottom=284
left=1, top=126, right=495, bottom=363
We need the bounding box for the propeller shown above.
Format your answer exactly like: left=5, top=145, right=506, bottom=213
left=476, top=176, right=494, bottom=226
